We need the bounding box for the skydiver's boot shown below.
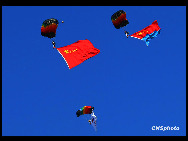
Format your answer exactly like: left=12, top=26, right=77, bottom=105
left=88, top=120, right=91, bottom=125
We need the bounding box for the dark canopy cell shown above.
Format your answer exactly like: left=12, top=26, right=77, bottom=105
left=41, top=18, right=59, bottom=39
left=111, top=10, right=129, bottom=29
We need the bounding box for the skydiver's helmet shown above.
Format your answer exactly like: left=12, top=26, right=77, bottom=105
left=52, top=41, right=55, bottom=46
left=124, top=31, right=129, bottom=34
left=76, top=110, right=81, bottom=117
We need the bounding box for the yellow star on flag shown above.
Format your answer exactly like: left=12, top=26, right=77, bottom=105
left=138, top=32, right=143, bottom=35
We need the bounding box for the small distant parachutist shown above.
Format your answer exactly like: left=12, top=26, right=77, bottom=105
left=111, top=10, right=129, bottom=39
left=52, top=41, right=56, bottom=48
left=62, top=21, right=64, bottom=23
left=76, top=106, right=97, bottom=131
left=124, top=31, right=129, bottom=38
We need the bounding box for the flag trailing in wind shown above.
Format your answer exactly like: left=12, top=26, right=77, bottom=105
left=54, top=39, right=100, bottom=69
left=129, top=20, right=161, bottom=46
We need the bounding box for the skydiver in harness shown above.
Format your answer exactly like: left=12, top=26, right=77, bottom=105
left=124, top=31, right=129, bottom=38
left=88, top=111, right=97, bottom=131
left=88, top=111, right=97, bottom=125
left=52, top=41, right=56, bottom=48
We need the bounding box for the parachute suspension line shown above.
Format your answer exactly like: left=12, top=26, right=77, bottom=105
left=121, top=27, right=129, bottom=38
left=122, top=26, right=127, bottom=32
left=50, top=37, right=56, bottom=43
left=82, top=114, right=90, bottom=123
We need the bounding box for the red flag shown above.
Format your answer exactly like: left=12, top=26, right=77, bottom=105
left=130, top=20, right=161, bottom=40
left=55, top=39, right=100, bottom=69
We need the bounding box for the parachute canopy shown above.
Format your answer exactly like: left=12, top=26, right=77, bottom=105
left=76, top=106, right=94, bottom=117
left=55, top=39, right=100, bottom=69
left=130, top=20, right=161, bottom=46
left=41, top=18, right=59, bottom=38
left=111, top=10, right=129, bottom=29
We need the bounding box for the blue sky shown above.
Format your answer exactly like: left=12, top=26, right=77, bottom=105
left=2, top=6, right=186, bottom=136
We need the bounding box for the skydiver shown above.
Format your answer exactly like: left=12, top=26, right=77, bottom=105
left=52, top=41, right=56, bottom=48
left=88, top=112, right=97, bottom=125
left=124, top=31, right=129, bottom=38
